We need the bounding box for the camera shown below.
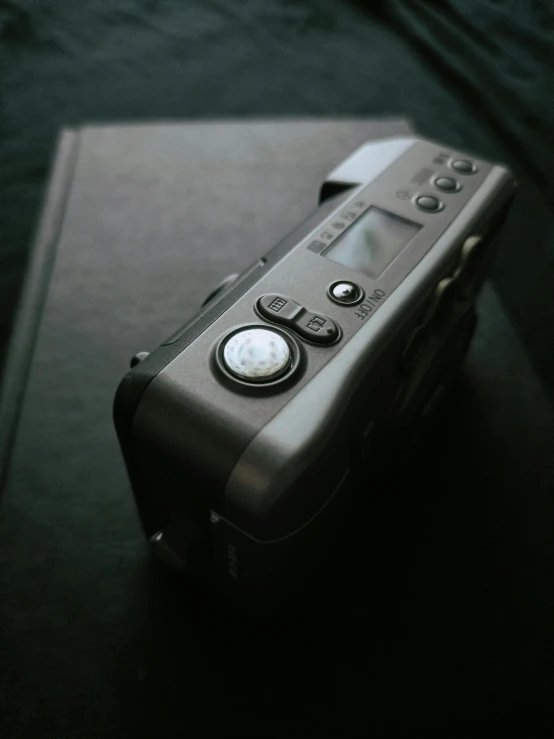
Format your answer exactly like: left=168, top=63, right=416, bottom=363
left=114, top=136, right=515, bottom=599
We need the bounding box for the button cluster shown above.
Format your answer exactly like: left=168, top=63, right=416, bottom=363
left=408, top=155, right=477, bottom=215
left=257, top=294, right=340, bottom=345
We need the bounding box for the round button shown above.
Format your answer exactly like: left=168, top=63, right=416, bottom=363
left=450, top=159, right=477, bottom=175
left=328, top=281, right=363, bottom=305
left=222, top=328, right=291, bottom=382
left=433, top=176, right=460, bottom=193
left=414, top=194, right=443, bottom=212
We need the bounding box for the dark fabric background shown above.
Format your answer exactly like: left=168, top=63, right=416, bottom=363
left=1, top=0, right=553, bottom=398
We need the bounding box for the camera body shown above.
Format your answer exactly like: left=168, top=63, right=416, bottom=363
left=114, top=136, right=515, bottom=598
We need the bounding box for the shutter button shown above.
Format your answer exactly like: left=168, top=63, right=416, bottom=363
left=222, top=328, right=291, bottom=382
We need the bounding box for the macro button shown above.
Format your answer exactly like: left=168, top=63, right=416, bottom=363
left=450, top=159, right=477, bottom=175
left=257, top=294, right=340, bottom=345
left=415, top=194, right=443, bottom=212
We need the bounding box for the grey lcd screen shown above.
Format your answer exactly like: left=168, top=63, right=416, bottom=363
left=323, top=207, right=421, bottom=278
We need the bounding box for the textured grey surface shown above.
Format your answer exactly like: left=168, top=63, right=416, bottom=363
left=1, top=119, right=553, bottom=737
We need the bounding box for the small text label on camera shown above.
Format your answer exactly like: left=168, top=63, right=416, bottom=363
left=354, top=289, right=386, bottom=320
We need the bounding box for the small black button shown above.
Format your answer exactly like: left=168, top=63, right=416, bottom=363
left=294, top=311, right=340, bottom=344
left=450, top=159, right=477, bottom=175
left=328, top=281, right=363, bottom=306
left=415, top=195, right=443, bottom=212
left=257, top=294, right=340, bottom=345
left=433, top=176, right=459, bottom=193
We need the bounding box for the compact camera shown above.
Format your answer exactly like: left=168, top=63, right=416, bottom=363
left=114, top=136, right=515, bottom=599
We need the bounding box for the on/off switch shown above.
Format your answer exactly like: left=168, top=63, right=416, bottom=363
left=328, top=281, right=364, bottom=306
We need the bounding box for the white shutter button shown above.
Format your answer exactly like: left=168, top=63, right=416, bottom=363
left=223, top=328, right=291, bottom=381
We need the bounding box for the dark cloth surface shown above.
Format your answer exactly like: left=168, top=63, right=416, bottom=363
left=1, top=118, right=553, bottom=739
